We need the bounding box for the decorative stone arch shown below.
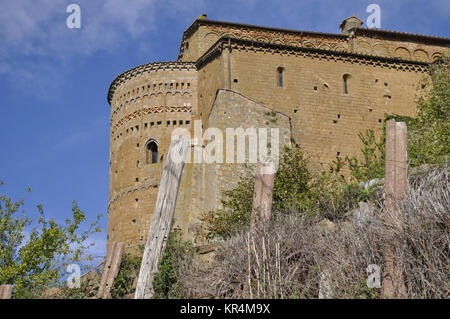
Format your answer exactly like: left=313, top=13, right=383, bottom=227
left=204, top=31, right=220, bottom=40
left=222, top=32, right=237, bottom=39
left=318, top=43, right=331, bottom=50
left=286, top=40, right=301, bottom=47
left=373, top=43, right=389, bottom=57
left=431, top=52, right=443, bottom=62
left=166, top=91, right=183, bottom=106
left=271, top=38, right=285, bottom=45
left=255, top=36, right=269, bottom=43
left=413, top=49, right=429, bottom=62
left=145, top=139, right=159, bottom=164
left=356, top=41, right=372, bottom=54
left=240, top=35, right=254, bottom=41
left=334, top=46, right=347, bottom=52
left=302, top=41, right=316, bottom=48
left=394, top=47, right=411, bottom=60
left=153, top=92, right=164, bottom=105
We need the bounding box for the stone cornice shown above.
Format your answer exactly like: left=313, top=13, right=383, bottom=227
left=112, top=90, right=193, bottom=115
left=108, top=182, right=159, bottom=208
left=111, top=105, right=193, bottom=135
left=196, top=36, right=430, bottom=73
left=177, top=18, right=449, bottom=61
left=353, top=28, right=450, bottom=46
left=107, top=61, right=196, bottom=105
left=178, top=18, right=348, bottom=60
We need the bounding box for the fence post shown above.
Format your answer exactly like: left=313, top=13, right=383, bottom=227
left=97, top=241, right=125, bottom=299
left=0, top=285, right=13, bottom=299
left=135, top=135, right=189, bottom=299
left=382, top=119, right=408, bottom=298
left=250, top=162, right=275, bottom=234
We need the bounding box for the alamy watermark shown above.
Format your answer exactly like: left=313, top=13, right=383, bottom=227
left=366, top=4, right=381, bottom=29
left=66, top=4, right=81, bottom=29
left=66, top=263, right=81, bottom=288
left=169, top=120, right=280, bottom=173
left=366, top=264, right=381, bottom=289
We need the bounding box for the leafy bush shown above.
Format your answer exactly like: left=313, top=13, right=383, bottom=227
left=344, top=129, right=385, bottom=182
left=110, top=249, right=143, bottom=299
left=199, top=146, right=371, bottom=240
left=408, top=56, right=450, bottom=166
left=0, top=187, right=102, bottom=298
left=152, top=228, right=194, bottom=299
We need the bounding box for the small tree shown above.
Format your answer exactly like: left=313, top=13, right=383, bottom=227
left=408, top=56, right=450, bottom=166
left=0, top=187, right=102, bottom=298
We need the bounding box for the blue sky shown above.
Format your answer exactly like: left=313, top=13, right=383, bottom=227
left=0, top=0, right=449, bottom=260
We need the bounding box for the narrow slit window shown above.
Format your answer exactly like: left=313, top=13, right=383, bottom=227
left=277, top=67, right=284, bottom=87
left=146, top=140, right=158, bottom=164
left=343, top=74, right=350, bottom=94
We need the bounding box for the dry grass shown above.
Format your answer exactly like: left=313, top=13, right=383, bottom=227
left=180, top=165, right=449, bottom=299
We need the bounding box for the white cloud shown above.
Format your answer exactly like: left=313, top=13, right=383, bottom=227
left=0, top=0, right=170, bottom=56
left=0, top=0, right=204, bottom=90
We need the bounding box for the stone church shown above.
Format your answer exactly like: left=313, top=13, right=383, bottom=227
left=106, top=15, right=449, bottom=251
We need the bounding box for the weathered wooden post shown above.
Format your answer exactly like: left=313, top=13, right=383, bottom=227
left=135, top=135, right=189, bottom=299
left=97, top=241, right=125, bottom=299
left=249, top=161, right=275, bottom=233
left=0, top=285, right=13, bottom=299
left=382, top=119, right=408, bottom=298
left=247, top=162, right=275, bottom=298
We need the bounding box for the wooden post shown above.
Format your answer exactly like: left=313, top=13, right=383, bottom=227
left=97, top=241, right=125, bottom=299
left=135, top=135, right=189, bottom=299
left=250, top=162, right=275, bottom=233
left=382, top=119, right=407, bottom=298
left=0, top=285, right=13, bottom=299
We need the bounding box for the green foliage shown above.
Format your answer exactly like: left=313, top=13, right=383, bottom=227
left=0, top=188, right=102, bottom=298
left=200, top=169, right=254, bottom=240
left=408, top=56, right=450, bottom=166
left=110, top=249, right=143, bottom=299
left=301, top=168, right=369, bottom=221
left=152, top=228, right=193, bottom=299
left=272, top=147, right=311, bottom=212
left=344, top=129, right=385, bottom=182
left=199, top=147, right=370, bottom=240
left=340, top=280, right=380, bottom=299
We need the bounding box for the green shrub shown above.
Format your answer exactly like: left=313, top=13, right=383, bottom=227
left=408, top=56, right=450, bottom=166
left=0, top=187, right=102, bottom=299
left=110, top=248, right=143, bottom=299
left=152, top=228, right=194, bottom=299
left=199, top=147, right=370, bottom=240
left=344, top=129, right=385, bottom=182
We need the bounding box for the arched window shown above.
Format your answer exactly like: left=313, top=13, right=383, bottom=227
left=277, top=67, right=284, bottom=87
left=146, top=140, right=158, bottom=164
left=343, top=74, right=350, bottom=94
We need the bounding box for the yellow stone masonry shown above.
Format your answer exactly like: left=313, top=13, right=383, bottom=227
left=106, top=15, right=449, bottom=252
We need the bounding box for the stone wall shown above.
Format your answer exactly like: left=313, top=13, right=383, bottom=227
left=178, top=18, right=448, bottom=63
left=195, top=39, right=431, bottom=167
left=173, top=89, right=291, bottom=241
left=106, top=16, right=449, bottom=252
left=107, top=62, right=197, bottom=251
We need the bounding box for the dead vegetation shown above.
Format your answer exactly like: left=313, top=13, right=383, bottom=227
left=180, top=165, right=449, bottom=299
